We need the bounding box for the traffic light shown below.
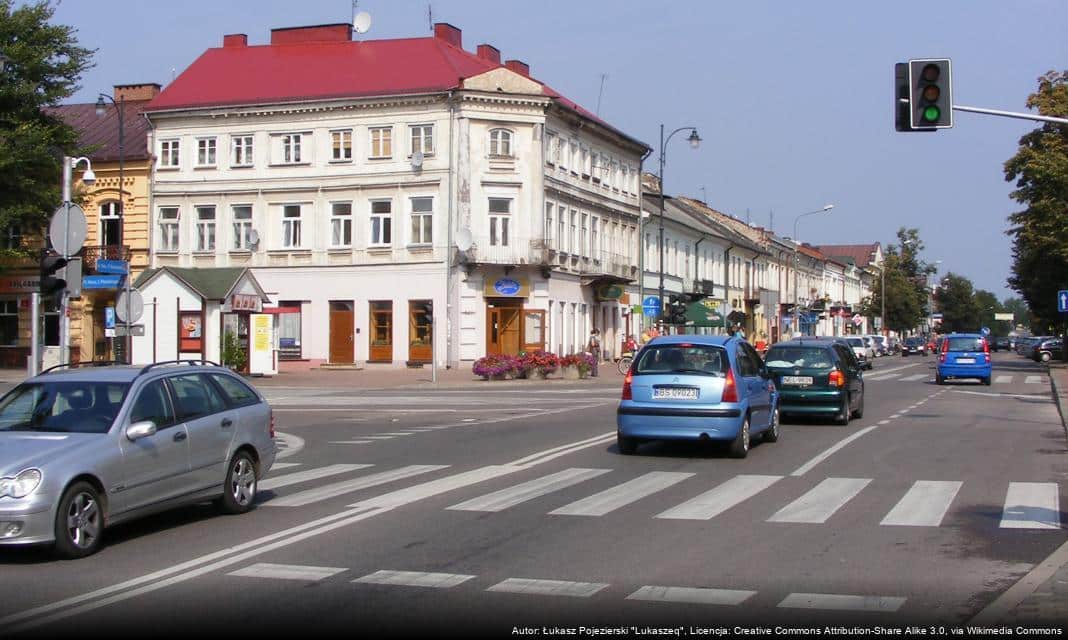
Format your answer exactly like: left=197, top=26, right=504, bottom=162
left=39, top=250, right=68, bottom=307
left=908, top=59, right=952, bottom=129
left=666, top=294, right=688, bottom=325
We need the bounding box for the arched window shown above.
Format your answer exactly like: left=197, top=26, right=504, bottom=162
left=99, top=201, right=121, bottom=246
left=489, top=128, right=513, bottom=157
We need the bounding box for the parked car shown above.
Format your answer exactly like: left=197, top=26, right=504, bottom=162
left=991, top=336, right=1011, bottom=352
left=866, top=335, right=888, bottom=357
left=617, top=335, right=778, bottom=459
left=843, top=337, right=874, bottom=369
left=936, top=333, right=992, bottom=385
left=901, top=336, right=927, bottom=356
left=887, top=336, right=901, bottom=354
left=1031, top=338, right=1063, bottom=363
left=764, top=338, right=865, bottom=425
left=0, top=361, right=276, bottom=558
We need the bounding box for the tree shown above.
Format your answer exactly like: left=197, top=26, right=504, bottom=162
left=1001, top=297, right=1033, bottom=333
left=1004, top=70, right=1068, bottom=334
left=973, top=289, right=1002, bottom=334
left=0, top=0, right=94, bottom=246
left=863, top=227, right=936, bottom=333
left=935, top=273, right=981, bottom=333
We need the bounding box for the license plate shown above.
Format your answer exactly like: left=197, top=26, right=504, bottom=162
left=956, top=357, right=975, bottom=364
left=782, top=376, right=814, bottom=385
left=653, top=387, right=698, bottom=400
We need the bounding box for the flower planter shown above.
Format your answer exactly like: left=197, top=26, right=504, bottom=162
left=490, top=373, right=509, bottom=381
left=562, top=365, right=580, bottom=380
left=527, top=369, right=546, bottom=380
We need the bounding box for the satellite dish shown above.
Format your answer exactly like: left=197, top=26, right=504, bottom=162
left=456, top=227, right=473, bottom=252
left=411, top=151, right=424, bottom=169
left=353, top=11, right=372, bottom=34
left=248, top=229, right=260, bottom=247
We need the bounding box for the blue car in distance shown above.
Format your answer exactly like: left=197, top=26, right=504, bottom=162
left=936, top=333, right=992, bottom=385
left=617, top=335, right=779, bottom=458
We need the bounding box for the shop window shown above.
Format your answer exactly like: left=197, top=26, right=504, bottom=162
left=179, top=311, right=203, bottom=353
left=0, top=300, right=17, bottom=346
left=277, top=301, right=302, bottom=360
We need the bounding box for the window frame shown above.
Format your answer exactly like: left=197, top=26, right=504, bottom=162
left=231, top=134, right=254, bottom=167
left=369, top=126, right=393, bottom=160
left=99, top=201, right=122, bottom=246
left=159, top=139, right=180, bottom=169
left=330, top=201, right=353, bottom=248
left=409, top=124, right=434, bottom=157
left=369, top=199, right=393, bottom=247
left=488, top=197, right=512, bottom=247
left=330, top=129, right=353, bottom=162
left=195, top=137, right=217, bottom=168
left=488, top=128, right=513, bottom=158
left=194, top=205, right=216, bottom=252
left=408, top=196, right=433, bottom=246
left=158, top=207, right=180, bottom=252
left=281, top=204, right=302, bottom=249
left=231, top=204, right=253, bottom=251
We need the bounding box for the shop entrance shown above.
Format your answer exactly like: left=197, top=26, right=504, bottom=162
left=486, top=300, right=522, bottom=356
left=328, top=301, right=354, bottom=364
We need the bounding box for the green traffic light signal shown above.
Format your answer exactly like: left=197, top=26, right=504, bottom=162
left=907, top=58, right=953, bottom=129
left=923, top=105, right=941, bottom=122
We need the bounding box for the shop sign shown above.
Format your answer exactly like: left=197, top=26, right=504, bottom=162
left=230, top=294, right=260, bottom=312
left=484, top=276, right=529, bottom=298
left=0, top=276, right=40, bottom=294
left=596, top=284, right=624, bottom=301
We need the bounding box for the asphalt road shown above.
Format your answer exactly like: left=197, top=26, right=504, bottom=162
left=0, top=353, right=1064, bottom=637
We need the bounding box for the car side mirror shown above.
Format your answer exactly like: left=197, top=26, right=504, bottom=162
left=126, top=420, right=158, bottom=441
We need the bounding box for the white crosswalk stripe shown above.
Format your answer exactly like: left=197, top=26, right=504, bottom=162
left=261, top=464, right=372, bottom=491
left=549, top=471, right=694, bottom=517
left=353, top=570, right=475, bottom=588
left=1000, top=482, right=1061, bottom=529
left=880, top=481, right=962, bottom=526
left=995, top=375, right=1013, bottom=384
left=447, top=468, right=611, bottom=512
left=767, top=478, right=871, bottom=524
left=899, top=374, right=928, bottom=382
left=1025, top=375, right=1044, bottom=384
left=863, top=373, right=902, bottom=381
left=656, top=475, right=782, bottom=520
left=265, top=465, right=448, bottom=507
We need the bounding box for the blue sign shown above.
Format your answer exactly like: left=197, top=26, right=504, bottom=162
left=82, top=275, right=124, bottom=289
left=493, top=278, right=520, bottom=296
left=1059, top=290, right=1068, bottom=313
left=642, top=295, right=661, bottom=318
left=95, top=259, right=128, bottom=275
left=981, top=326, right=990, bottom=336
left=104, top=307, right=115, bottom=330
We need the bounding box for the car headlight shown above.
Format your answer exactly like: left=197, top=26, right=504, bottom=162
left=0, top=469, right=42, bottom=499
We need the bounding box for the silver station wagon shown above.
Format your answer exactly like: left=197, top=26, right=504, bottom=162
left=0, top=361, right=275, bottom=558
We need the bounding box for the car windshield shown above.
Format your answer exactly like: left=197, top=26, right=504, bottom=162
left=0, top=381, right=130, bottom=434
left=945, top=337, right=985, bottom=352
left=905, top=338, right=923, bottom=346
left=634, top=344, right=727, bottom=376
left=765, top=347, right=834, bottom=370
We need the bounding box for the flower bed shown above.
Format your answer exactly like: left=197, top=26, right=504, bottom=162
left=560, top=352, right=595, bottom=378
left=472, top=353, right=520, bottom=379
left=518, top=350, right=560, bottom=378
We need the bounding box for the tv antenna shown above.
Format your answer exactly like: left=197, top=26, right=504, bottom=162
left=595, top=73, right=608, bottom=116
left=353, top=10, right=372, bottom=35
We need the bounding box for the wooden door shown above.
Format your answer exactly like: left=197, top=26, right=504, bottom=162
left=408, top=300, right=432, bottom=363
left=486, top=304, right=522, bottom=355
left=328, top=301, right=354, bottom=363
left=369, top=301, right=393, bottom=363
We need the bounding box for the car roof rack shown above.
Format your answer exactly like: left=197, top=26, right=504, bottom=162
left=39, top=360, right=130, bottom=375
left=139, top=359, right=223, bottom=375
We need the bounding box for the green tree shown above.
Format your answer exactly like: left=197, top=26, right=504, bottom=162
left=935, top=273, right=981, bottom=333
left=973, top=289, right=1002, bottom=334
left=863, top=227, right=935, bottom=333
left=1001, top=297, right=1033, bottom=333
left=1003, top=70, right=1068, bottom=335
left=0, top=0, right=94, bottom=243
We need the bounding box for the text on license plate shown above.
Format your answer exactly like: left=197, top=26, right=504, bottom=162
left=653, top=387, right=699, bottom=400
left=782, top=376, right=814, bottom=385
left=956, top=357, right=975, bottom=364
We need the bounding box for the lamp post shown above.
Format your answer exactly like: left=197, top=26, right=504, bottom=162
left=95, top=92, right=129, bottom=362
left=791, top=205, right=834, bottom=337
left=657, top=125, right=701, bottom=328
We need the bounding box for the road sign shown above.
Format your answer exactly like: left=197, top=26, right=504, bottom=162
left=642, top=295, right=660, bottom=318
left=1059, top=290, right=1068, bottom=313
left=95, top=259, right=129, bottom=275
left=981, top=326, right=990, bottom=336
left=104, top=307, right=115, bottom=330
left=852, top=313, right=863, bottom=326
left=994, top=312, right=1014, bottom=321
left=82, top=275, right=124, bottom=289
left=48, top=203, right=87, bottom=256
left=116, top=289, right=144, bottom=323
left=113, top=324, right=144, bottom=337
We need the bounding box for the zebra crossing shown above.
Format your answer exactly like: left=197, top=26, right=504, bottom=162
left=261, top=462, right=1062, bottom=530
left=865, top=371, right=1046, bottom=384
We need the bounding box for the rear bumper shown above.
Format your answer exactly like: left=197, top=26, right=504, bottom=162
left=617, top=405, right=747, bottom=441
left=777, top=388, right=845, bottom=415
left=937, top=364, right=991, bottom=379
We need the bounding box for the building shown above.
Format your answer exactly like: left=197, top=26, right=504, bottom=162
left=135, top=23, right=648, bottom=369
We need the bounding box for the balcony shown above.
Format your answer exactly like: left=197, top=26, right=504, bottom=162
left=580, top=249, right=636, bottom=280
left=459, top=238, right=552, bottom=268
left=80, top=245, right=130, bottom=273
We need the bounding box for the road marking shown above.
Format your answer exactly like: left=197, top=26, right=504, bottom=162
left=900, top=374, right=928, bottom=382
left=328, top=440, right=373, bottom=445
left=228, top=563, right=346, bottom=581
left=656, top=475, right=782, bottom=520
left=261, top=464, right=372, bottom=491
left=354, top=465, right=522, bottom=509
left=878, top=420, right=891, bottom=425
left=363, top=435, right=396, bottom=440
left=864, top=373, right=902, bottom=381
left=948, top=390, right=1052, bottom=401
left=626, top=586, right=756, bottom=606
left=271, top=462, right=301, bottom=470
left=995, top=375, right=1013, bottom=384
left=273, top=431, right=305, bottom=459
left=507, top=432, right=617, bottom=467
left=791, top=426, right=879, bottom=477
left=778, top=592, right=905, bottom=612
left=487, top=578, right=608, bottom=598
left=1000, top=482, right=1061, bottom=529
left=266, top=465, right=448, bottom=507
left=881, top=481, right=962, bottom=526
left=353, top=570, right=476, bottom=589
left=767, top=477, right=871, bottom=524
left=1025, top=375, right=1044, bottom=384
left=448, top=468, right=611, bottom=512
left=375, top=432, right=417, bottom=436
left=549, top=472, right=695, bottom=517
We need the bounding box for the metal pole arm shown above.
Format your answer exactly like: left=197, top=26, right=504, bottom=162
left=953, top=104, right=1068, bottom=125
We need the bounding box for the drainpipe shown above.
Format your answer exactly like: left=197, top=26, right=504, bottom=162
left=444, top=90, right=457, bottom=374
left=636, top=147, right=652, bottom=335
left=723, top=243, right=735, bottom=334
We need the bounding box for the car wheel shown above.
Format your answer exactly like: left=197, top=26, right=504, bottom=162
left=984, top=376, right=992, bottom=386
left=54, top=481, right=104, bottom=559
left=728, top=416, right=750, bottom=459
left=220, top=451, right=258, bottom=514
left=764, top=406, right=780, bottom=443
left=936, top=373, right=944, bottom=385
left=617, top=434, right=638, bottom=455
left=851, top=392, right=865, bottom=419
left=835, top=397, right=851, bottom=425
left=1041, top=352, right=1051, bottom=362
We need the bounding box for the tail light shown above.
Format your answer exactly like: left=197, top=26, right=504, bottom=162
left=939, top=339, right=948, bottom=363
left=269, top=408, right=276, bottom=439
left=621, top=372, right=633, bottom=400
left=722, top=367, right=739, bottom=403
left=828, top=369, right=846, bottom=387
left=983, top=338, right=991, bottom=363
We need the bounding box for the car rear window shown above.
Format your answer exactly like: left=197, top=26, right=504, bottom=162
left=634, top=344, right=727, bottom=376
left=765, top=347, right=834, bottom=370
left=945, top=337, right=985, bottom=352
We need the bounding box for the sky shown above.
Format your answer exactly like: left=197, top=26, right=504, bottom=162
left=39, top=0, right=1067, bottom=302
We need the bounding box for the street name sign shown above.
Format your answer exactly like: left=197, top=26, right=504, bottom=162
left=83, top=275, right=124, bottom=289
left=95, top=259, right=129, bottom=275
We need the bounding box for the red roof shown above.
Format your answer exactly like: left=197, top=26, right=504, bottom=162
left=46, top=100, right=154, bottom=162
left=815, top=243, right=881, bottom=268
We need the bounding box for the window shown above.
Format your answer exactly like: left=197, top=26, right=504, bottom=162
left=409, top=197, right=433, bottom=245
left=232, top=205, right=252, bottom=251
left=196, top=137, right=217, bottom=167
left=330, top=202, right=352, bottom=247
left=581, top=146, right=590, bottom=178
left=160, top=139, right=180, bottom=168
left=557, top=205, right=566, bottom=252
left=545, top=202, right=554, bottom=245
left=580, top=213, right=588, bottom=258
left=275, top=301, right=302, bottom=360
left=282, top=205, right=302, bottom=248
left=281, top=134, right=302, bottom=164
left=158, top=207, right=179, bottom=252
left=409, top=124, right=433, bottom=156
left=370, top=200, right=392, bottom=246
left=489, top=198, right=511, bottom=247
left=2, top=225, right=21, bottom=250
left=231, top=135, right=253, bottom=166
left=99, top=201, right=121, bottom=246
left=489, top=129, right=512, bottom=157
left=168, top=374, right=225, bottom=421
left=209, top=373, right=260, bottom=407
left=569, top=209, right=577, bottom=254
left=545, top=130, right=556, bottom=166
left=370, top=127, right=392, bottom=159
left=195, top=206, right=216, bottom=252
left=331, top=130, right=352, bottom=162
left=590, top=217, right=599, bottom=261
left=129, top=380, right=175, bottom=428
left=0, top=300, right=16, bottom=347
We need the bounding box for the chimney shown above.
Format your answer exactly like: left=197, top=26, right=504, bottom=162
left=476, top=44, right=501, bottom=65
left=505, top=59, right=529, bottom=77
left=223, top=33, right=248, bottom=48
left=433, top=23, right=462, bottom=48
left=271, top=24, right=353, bottom=45
left=114, top=83, right=162, bottom=102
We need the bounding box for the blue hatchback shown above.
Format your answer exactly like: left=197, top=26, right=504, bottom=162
left=936, top=333, right=992, bottom=385
left=616, top=335, right=779, bottom=458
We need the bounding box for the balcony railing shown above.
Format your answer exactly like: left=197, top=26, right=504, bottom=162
left=79, top=245, right=130, bottom=273
left=463, top=238, right=551, bottom=266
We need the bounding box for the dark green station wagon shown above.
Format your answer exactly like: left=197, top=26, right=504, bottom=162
left=764, top=338, right=866, bottom=425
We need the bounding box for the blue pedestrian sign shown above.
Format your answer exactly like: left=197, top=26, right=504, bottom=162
left=104, top=307, right=115, bottom=330
left=95, top=259, right=128, bottom=275
left=980, top=326, right=990, bottom=337
left=642, top=295, right=661, bottom=318
left=1059, top=290, right=1068, bottom=313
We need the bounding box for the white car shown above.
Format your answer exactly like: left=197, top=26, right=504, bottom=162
left=865, top=335, right=888, bottom=357
left=844, top=337, right=874, bottom=369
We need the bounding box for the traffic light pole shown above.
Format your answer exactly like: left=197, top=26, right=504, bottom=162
left=950, top=104, right=1068, bottom=125
left=60, top=158, right=74, bottom=367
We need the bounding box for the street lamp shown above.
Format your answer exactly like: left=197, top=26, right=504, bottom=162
left=95, top=92, right=130, bottom=362
left=791, top=204, right=835, bottom=337
left=657, top=125, right=701, bottom=327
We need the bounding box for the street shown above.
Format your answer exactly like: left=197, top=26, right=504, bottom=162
left=0, top=353, right=1065, bottom=636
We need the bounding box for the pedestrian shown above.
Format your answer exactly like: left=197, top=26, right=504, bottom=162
left=587, top=328, right=601, bottom=377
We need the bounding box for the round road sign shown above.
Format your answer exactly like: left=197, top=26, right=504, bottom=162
left=116, top=289, right=144, bottom=324
left=48, top=203, right=88, bottom=256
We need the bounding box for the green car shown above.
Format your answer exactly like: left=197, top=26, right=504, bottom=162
left=764, top=338, right=866, bottom=425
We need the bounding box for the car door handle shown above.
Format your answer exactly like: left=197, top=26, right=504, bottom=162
left=173, top=431, right=187, bottom=442
left=221, top=418, right=233, bottom=428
